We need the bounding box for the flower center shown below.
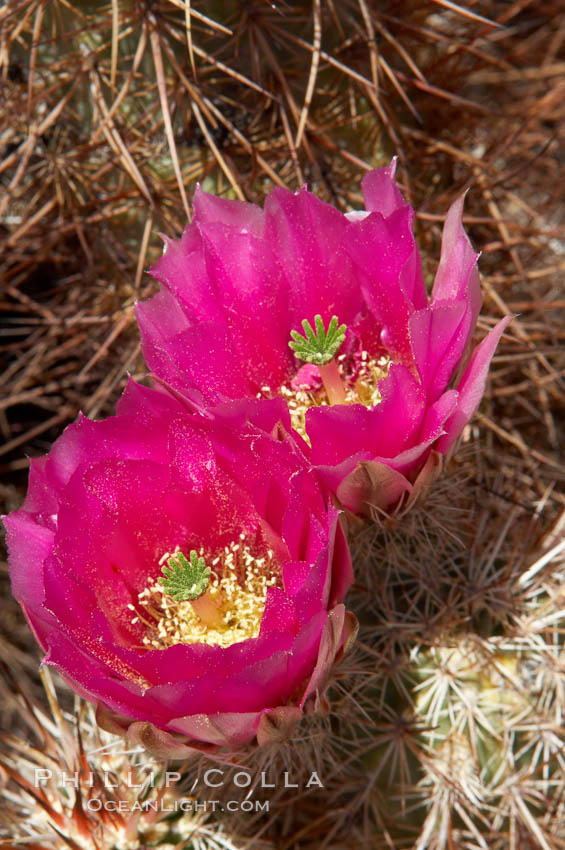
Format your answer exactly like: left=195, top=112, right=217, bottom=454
left=261, top=351, right=390, bottom=442
left=132, top=537, right=279, bottom=650
left=277, top=313, right=390, bottom=440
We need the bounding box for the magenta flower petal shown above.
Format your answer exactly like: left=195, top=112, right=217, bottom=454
left=326, top=509, right=354, bottom=608
left=260, top=587, right=300, bottom=635
left=307, top=452, right=374, bottom=517
left=115, top=375, right=192, bottom=421
left=169, top=712, right=263, bottom=747
left=167, top=322, right=253, bottom=401
left=139, top=222, right=291, bottom=402
left=431, top=194, right=481, bottom=332
left=286, top=608, right=332, bottom=699
left=4, top=381, right=353, bottom=749
left=193, top=184, right=265, bottom=232
left=347, top=207, right=422, bottom=362
left=299, top=605, right=346, bottom=708
left=134, top=289, right=207, bottom=405
left=337, top=461, right=413, bottom=515
left=361, top=158, right=406, bottom=217
left=408, top=303, right=471, bottom=401
left=308, top=363, right=425, bottom=471
left=22, top=456, right=58, bottom=520
left=438, top=315, right=513, bottom=453
left=361, top=160, right=427, bottom=311
left=264, top=187, right=364, bottom=327
left=3, top=513, right=56, bottom=649
left=418, top=389, right=460, bottom=449
left=194, top=220, right=290, bottom=372
left=366, top=365, right=426, bottom=456
left=150, top=226, right=224, bottom=325
left=307, top=404, right=373, bottom=467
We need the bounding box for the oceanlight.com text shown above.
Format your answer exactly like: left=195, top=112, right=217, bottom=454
left=85, top=798, right=270, bottom=814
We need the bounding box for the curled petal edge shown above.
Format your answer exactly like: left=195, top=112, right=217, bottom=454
left=338, top=451, right=444, bottom=520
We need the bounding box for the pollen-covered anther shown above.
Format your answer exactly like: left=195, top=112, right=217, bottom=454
left=278, top=352, right=391, bottom=441
left=136, top=539, right=280, bottom=649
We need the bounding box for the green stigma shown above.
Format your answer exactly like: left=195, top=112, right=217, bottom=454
left=159, top=550, right=211, bottom=602
left=289, top=314, right=346, bottom=365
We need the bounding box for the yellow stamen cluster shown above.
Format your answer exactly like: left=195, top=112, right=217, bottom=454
left=130, top=536, right=279, bottom=650
left=261, top=352, right=390, bottom=441
left=351, top=352, right=391, bottom=408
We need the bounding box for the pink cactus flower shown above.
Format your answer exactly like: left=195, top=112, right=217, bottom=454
left=137, top=161, right=511, bottom=517
left=3, top=382, right=354, bottom=752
